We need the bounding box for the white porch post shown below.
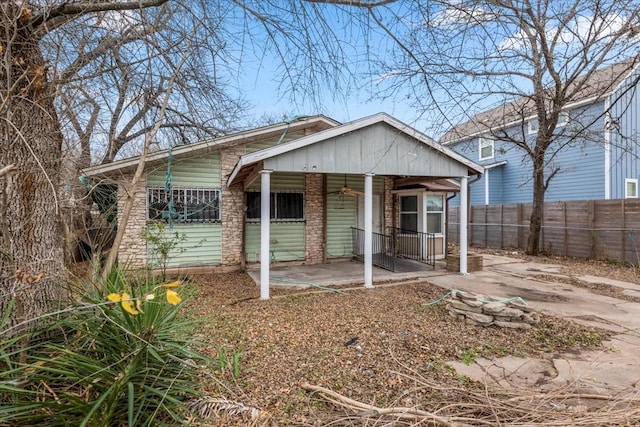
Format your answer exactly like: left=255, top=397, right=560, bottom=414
left=260, top=170, right=272, bottom=299
left=460, top=175, right=469, bottom=275
left=364, top=173, right=374, bottom=288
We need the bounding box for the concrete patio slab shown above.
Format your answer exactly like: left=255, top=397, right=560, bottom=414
left=424, top=255, right=640, bottom=394
left=578, top=275, right=640, bottom=291
left=247, top=259, right=446, bottom=289
left=448, top=356, right=556, bottom=389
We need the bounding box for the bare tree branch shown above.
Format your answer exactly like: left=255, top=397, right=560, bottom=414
left=31, top=0, right=169, bottom=32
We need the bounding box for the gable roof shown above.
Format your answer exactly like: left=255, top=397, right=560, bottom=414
left=81, top=115, right=340, bottom=177
left=440, top=59, right=640, bottom=145
left=227, top=113, right=483, bottom=187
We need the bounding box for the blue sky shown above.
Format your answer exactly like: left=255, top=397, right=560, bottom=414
left=230, top=1, right=438, bottom=136
left=231, top=1, right=639, bottom=141
left=241, top=59, right=422, bottom=129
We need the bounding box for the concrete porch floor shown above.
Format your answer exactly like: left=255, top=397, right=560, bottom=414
left=247, top=258, right=449, bottom=289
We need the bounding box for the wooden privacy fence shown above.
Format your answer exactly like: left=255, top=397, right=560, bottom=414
left=448, top=199, right=640, bottom=265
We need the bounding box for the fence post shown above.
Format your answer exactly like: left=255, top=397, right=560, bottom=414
left=517, top=203, right=523, bottom=250
left=500, top=204, right=504, bottom=248
left=622, top=199, right=626, bottom=263
left=484, top=205, right=488, bottom=248
left=588, top=200, right=595, bottom=258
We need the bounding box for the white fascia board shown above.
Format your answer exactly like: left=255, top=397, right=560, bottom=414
left=82, top=115, right=340, bottom=177
left=483, top=160, right=507, bottom=170
left=226, top=157, right=246, bottom=189
left=611, top=61, right=640, bottom=94
left=226, top=113, right=484, bottom=187
left=443, top=94, right=606, bottom=146
left=226, top=114, right=387, bottom=186
left=379, top=114, right=484, bottom=175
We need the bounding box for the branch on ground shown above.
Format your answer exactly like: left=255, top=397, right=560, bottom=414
left=301, top=381, right=640, bottom=426
left=0, top=164, right=16, bottom=177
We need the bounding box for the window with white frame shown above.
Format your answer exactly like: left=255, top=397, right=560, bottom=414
left=399, top=195, right=418, bottom=232
left=246, top=191, right=304, bottom=221
left=426, top=195, right=444, bottom=234
left=147, top=187, right=220, bottom=222
left=528, top=112, right=569, bottom=135
left=479, top=137, right=494, bottom=160
left=625, top=178, right=638, bottom=198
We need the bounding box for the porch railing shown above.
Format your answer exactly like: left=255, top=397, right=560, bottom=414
left=387, top=227, right=437, bottom=268
left=350, top=227, right=395, bottom=271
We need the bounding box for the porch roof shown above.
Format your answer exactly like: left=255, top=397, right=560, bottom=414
left=227, top=113, right=483, bottom=188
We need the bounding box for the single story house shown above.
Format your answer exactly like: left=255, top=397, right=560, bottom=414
left=442, top=60, right=640, bottom=206
left=82, top=113, right=483, bottom=298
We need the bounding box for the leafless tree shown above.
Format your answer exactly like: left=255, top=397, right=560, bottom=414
left=0, top=0, right=230, bottom=334
left=304, top=0, right=640, bottom=255
left=0, top=0, right=367, bottom=332
left=44, top=2, right=249, bottom=265
left=50, top=2, right=248, bottom=168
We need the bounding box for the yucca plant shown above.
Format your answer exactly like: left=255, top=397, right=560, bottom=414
left=0, top=268, right=213, bottom=426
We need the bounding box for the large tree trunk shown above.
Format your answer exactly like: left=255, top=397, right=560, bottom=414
left=0, top=4, right=67, bottom=336
left=526, top=157, right=546, bottom=255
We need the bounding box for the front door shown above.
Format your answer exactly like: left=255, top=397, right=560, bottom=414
left=356, top=194, right=382, bottom=234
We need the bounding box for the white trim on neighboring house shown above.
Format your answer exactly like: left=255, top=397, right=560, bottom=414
left=603, top=62, right=640, bottom=200
left=445, top=60, right=640, bottom=147
left=604, top=98, right=611, bottom=200
left=481, top=161, right=507, bottom=206
left=485, top=170, right=490, bottom=205
left=625, top=178, right=638, bottom=198
left=444, top=95, right=602, bottom=146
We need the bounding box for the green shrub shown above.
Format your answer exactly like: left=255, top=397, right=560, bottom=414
left=0, top=268, right=213, bottom=426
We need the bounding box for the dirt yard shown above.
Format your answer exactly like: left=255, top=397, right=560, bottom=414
left=185, top=251, right=637, bottom=425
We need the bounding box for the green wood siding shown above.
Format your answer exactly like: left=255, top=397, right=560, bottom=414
left=245, top=172, right=306, bottom=262
left=145, top=153, right=222, bottom=268
left=245, top=223, right=305, bottom=262
left=146, top=153, right=221, bottom=187
left=147, top=223, right=222, bottom=268
left=325, top=174, right=383, bottom=258
left=245, top=130, right=307, bottom=153
left=246, top=172, right=304, bottom=191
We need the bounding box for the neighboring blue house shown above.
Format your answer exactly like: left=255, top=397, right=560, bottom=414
left=442, top=61, right=640, bottom=206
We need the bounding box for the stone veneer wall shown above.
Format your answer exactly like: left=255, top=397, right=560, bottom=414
left=220, top=145, right=246, bottom=266
left=117, top=174, right=147, bottom=268
left=384, top=176, right=394, bottom=230
left=305, top=173, right=324, bottom=263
